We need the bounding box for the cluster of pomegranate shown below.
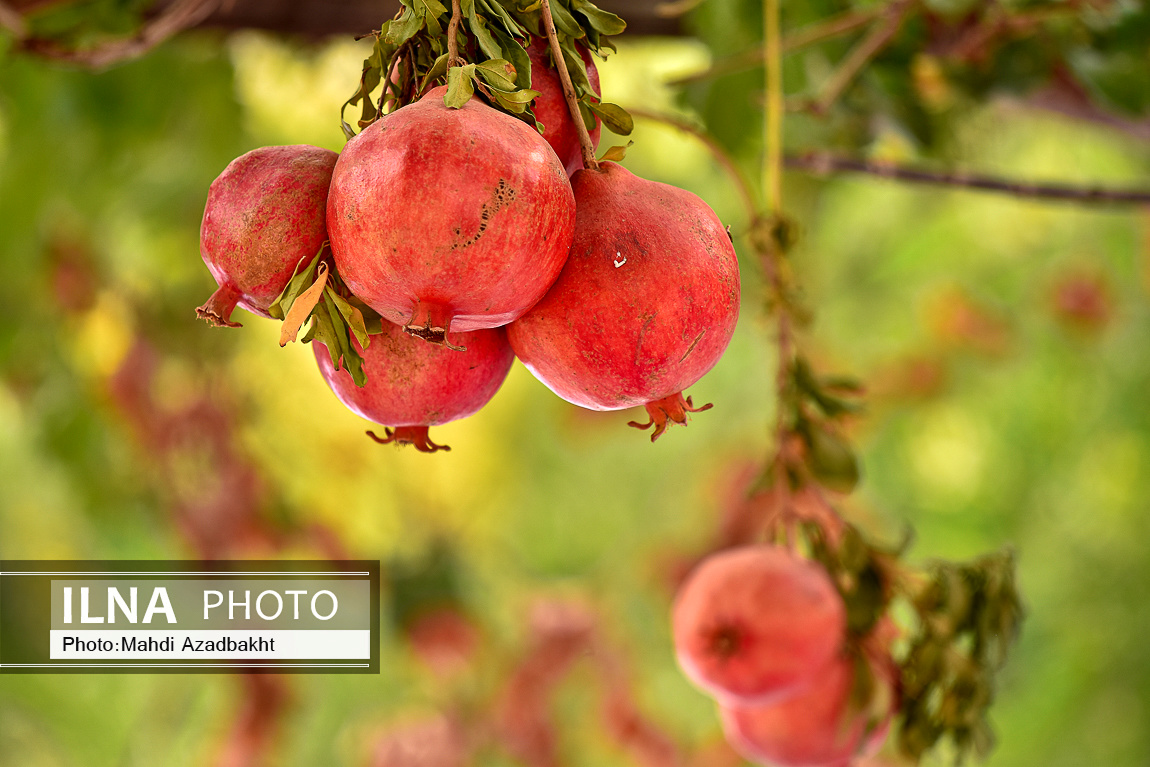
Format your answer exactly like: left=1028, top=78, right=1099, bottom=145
left=673, top=546, right=898, bottom=766
left=197, top=39, right=740, bottom=451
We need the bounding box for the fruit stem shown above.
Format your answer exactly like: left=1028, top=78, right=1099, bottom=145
left=196, top=283, right=243, bottom=328
left=539, top=0, right=599, bottom=172
left=628, top=393, right=712, bottom=442
left=366, top=427, right=451, bottom=453
left=447, top=0, right=463, bottom=67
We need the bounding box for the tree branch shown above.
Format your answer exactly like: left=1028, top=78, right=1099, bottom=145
left=626, top=108, right=756, bottom=220
left=786, top=151, right=1150, bottom=205
left=13, top=0, right=220, bottom=70
left=669, top=7, right=881, bottom=87
left=812, top=0, right=910, bottom=114
left=540, top=0, right=598, bottom=172
left=446, top=0, right=462, bottom=67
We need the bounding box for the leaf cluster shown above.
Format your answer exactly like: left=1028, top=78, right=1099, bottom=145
left=783, top=355, right=866, bottom=494
left=341, top=0, right=633, bottom=140
left=898, top=549, right=1025, bottom=761
left=269, top=248, right=383, bottom=387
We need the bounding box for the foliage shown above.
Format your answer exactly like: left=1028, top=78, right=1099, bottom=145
left=0, top=1, right=1148, bottom=766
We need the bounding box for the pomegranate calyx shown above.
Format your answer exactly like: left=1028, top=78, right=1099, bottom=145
left=196, top=284, right=244, bottom=328
left=366, top=427, right=452, bottom=453
left=627, top=393, right=714, bottom=442
left=404, top=301, right=466, bottom=351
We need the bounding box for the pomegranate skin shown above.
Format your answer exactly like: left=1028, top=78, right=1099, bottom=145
left=672, top=546, right=846, bottom=706
left=506, top=162, right=740, bottom=412
left=326, top=86, right=576, bottom=338
left=198, top=145, right=337, bottom=326
left=527, top=40, right=601, bottom=176
left=314, top=321, right=514, bottom=438
left=719, top=654, right=895, bottom=767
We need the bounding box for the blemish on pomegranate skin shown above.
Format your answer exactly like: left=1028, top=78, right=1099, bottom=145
left=680, top=330, right=706, bottom=363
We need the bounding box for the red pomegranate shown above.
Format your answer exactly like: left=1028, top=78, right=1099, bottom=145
left=506, top=162, right=740, bottom=440
left=672, top=546, right=845, bottom=706
left=313, top=321, right=514, bottom=453
left=197, top=145, right=337, bottom=327
left=527, top=39, right=601, bottom=176
left=720, top=653, right=896, bottom=767
left=326, top=86, right=576, bottom=344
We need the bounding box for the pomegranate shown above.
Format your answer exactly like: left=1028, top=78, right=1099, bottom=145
left=197, top=145, right=337, bottom=327
left=672, top=546, right=845, bottom=706
left=326, top=86, right=576, bottom=344
left=506, top=162, right=740, bottom=440
left=720, top=653, right=896, bottom=767
left=527, top=39, right=601, bottom=176
left=313, top=320, right=514, bottom=453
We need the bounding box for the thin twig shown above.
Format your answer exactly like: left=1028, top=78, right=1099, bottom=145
left=762, top=0, right=796, bottom=528
left=625, top=108, right=756, bottom=221
left=668, top=7, right=881, bottom=87
left=786, top=152, right=1150, bottom=205
left=813, top=0, right=910, bottom=114
left=540, top=0, right=598, bottom=171
left=447, top=0, right=462, bottom=67
left=15, top=0, right=220, bottom=70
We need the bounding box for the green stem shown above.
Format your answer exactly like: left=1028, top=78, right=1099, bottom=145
left=764, top=0, right=783, bottom=214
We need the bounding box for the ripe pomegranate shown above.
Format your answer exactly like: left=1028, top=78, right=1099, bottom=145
left=198, top=145, right=337, bottom=327
left=527, top=39, right=601, bottom=176
left=672, top=546, right=845, bottom=706
left=326, top=86, right=576, bottom=344
left=506, top=162, right=740, bottom=440
left=719, top=653, right=896, bottom=767
left=313, top=320, right=514, bottom=453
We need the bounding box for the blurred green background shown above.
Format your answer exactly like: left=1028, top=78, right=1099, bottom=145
left=1, top=2, right=1149, bottom=766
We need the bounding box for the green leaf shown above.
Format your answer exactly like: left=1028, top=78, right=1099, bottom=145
left=490, top=88, right=540, bottom=112
left=802, top=425, right=861, bottom=494
left=561, top=46, right=593, bottom=94
left=419, top=53, right=450, bottom=95
left=325, top=287, right=371, bottom=349
left=386, top=8, right=423, bottom=45
left=570, top=0, right=625, bottom=35
left=419, top=0, right=448, bottom=17
left=587, top=100, right=633, bottom=135
left=348, top=297, right=384, bottom=335
left=475, top=58, right=518, bottom=91
left=480, top=0, right=525, bottom=37
left=597, top=142, right=631, bottom=163
left=318, top=297, right=367, bottom=387
left=465, top=0, right=504, bottom=60
left=445, top=64, right=476, bottom=107
left=550, top=0, right=584, bottom=38
left=268, top=251, right=322, bottom=320
left=491, top=24, right=531, bottom=89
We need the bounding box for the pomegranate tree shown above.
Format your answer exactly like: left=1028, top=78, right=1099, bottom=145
left=672, top=546, right=846, bottom=705
left=506, top=161, right=740, bottom=440
left=198, top=144, right=337, bottom=327
left=326, top=86, right=576, bottom=345
left=313, top=320, right=514, bottom=453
